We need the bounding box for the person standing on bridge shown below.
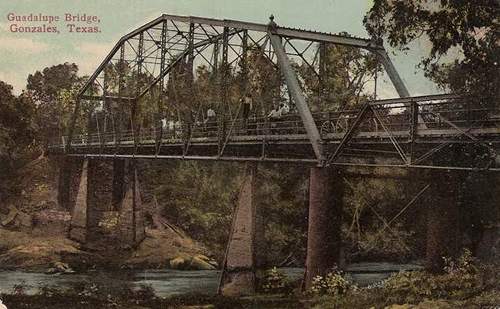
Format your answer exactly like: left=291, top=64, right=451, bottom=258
left=204, top=107, right=217, bottom=135
left=206, top=107, right=216, bottom=122
left=240, top=93, right=253, bottom=133
left=241, top=93, right=253, bottom=120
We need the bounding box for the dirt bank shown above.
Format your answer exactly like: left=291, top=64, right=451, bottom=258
left=0, top=156, right=213, bottom=272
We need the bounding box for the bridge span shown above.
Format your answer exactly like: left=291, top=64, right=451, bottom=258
left=48, top=14, right=499, bottom=295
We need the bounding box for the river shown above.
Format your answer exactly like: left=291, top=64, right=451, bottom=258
left=0, top=263, right=422, bottom=297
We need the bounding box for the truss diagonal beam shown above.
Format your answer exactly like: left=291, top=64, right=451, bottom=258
left=137, top=28, right=242, bottom=99
left=326, top=103, right=371, bottom=165
left=269, top=32, right=324, bottom=163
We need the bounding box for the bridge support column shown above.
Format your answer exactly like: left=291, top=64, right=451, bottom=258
left=69, top=159, right=90, bottom=243
left=304, top=167, right=343, bottom=290
left=58, top=157, right=83, bottom=211
left=426, top=171, right=461, bottom=273
left=220, top=163, right=257, bottom=296
left=117, top=160, right=145, bottom=247
left=112, top=159, right=126, bottom=210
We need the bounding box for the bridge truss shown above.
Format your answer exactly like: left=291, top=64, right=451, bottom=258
left=51, top=14, right=500, bottom=171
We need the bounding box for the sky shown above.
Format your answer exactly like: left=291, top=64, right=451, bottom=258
left=0, top=0, right=441, bottom=97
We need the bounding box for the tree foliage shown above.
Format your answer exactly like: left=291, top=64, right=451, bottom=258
left=364, top=0, right=499, bottom=98
left=0, top=81, right=36, bottom=202
left=27, top=63, right=85, bottom=147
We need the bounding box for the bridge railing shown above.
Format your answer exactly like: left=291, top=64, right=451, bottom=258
left=49, top=94, right=499, bottom=149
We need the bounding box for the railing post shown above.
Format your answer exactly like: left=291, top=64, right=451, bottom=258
left=409, top=100, right=418, bottom=164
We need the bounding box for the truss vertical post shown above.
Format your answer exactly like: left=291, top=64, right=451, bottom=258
left=268, top=32, right=325, bottom=163
left=132, top=33, right=144, bottom=150
left=156, top=20, right=168, bottom=152
left=222, top=26, right=230, bottom=113
left=409, top=100, right=418, bottom=164
left=102, top=67, right=109, bottom=134
left=66, top=97, right=81, bottom=153
left=241, top=30, right=249, bottom=89
left=116, top=43, right=126, bottom=147
left=184, top=22, right=195, bottom=149
left=218, top=26, right=230, bottom=154
left=213, top=41, right=219, bottom=76
left=318, top=42, right=327, bottom=99
left=158, top=21, right=167, bottom=116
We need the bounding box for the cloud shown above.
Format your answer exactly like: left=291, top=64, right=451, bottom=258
left=65, top=41, right=114, bottom=75
left=0, top=36, right=49, bottom=54
left=76, top=41, right=114, bottom=57
left=0, top=70, right=27, bottom=95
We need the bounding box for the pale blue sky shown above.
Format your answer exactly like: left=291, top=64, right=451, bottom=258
left=0, top=0, right=440, bottom=96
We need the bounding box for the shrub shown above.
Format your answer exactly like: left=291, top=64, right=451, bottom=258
left=309, top=269, right=352, bottom=297
left=261, top=267, right=288, bottom=293
left=382, top=249, right=496, bottom=303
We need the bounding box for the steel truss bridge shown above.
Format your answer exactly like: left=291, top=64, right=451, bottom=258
left=49, top=14, right=500, bottom=171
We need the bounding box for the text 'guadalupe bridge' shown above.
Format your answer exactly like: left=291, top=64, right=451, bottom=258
left=48, top=14, right=500, bottom=296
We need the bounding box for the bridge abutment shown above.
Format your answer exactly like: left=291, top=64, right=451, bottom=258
left=219, top=163, right=258, bottom=296
left=304, top=167, right=344, bottom=290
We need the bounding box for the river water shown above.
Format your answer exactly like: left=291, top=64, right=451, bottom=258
left=0, top=263, right=422, bottom=297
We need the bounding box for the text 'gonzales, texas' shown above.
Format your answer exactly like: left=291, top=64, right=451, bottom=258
left=6, top=13, right=101, bottom=34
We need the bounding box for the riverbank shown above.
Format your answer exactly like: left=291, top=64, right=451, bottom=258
left=0, top=250, right=497, bottom=308
left=0, top=292, right=303, bottom=309
left=0, top=227, right=214, bottom=273
left=1, top=273, right=498, bottom=309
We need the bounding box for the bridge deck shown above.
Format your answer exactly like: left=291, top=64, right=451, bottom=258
left=49, top=94, right=500, bottom=170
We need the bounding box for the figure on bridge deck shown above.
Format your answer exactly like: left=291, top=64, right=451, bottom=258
left=203, top=107, right=217, bottom=135
left=268, top=105, right=282, bottom=134
left=240, top=94, right=254, bottom=134
left=241, top=94, right=253, bottom=121
left=279, top=102, right=290, bottom=115
left=205, top=107, right=216, bottom=123
left=267, top=14, right=278, bottom=33
left=160, top=118, right=167, bottom=129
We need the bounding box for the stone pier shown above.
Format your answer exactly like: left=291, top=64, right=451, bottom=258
left=68, top=160, right=90, bottom=243
left=220, top=163, right=258, bottom=296
left=304, top=167, right=344, bottom=290
left=66, top=158, right=145, bottom=247
left=117, top=160, right=145, bottom=247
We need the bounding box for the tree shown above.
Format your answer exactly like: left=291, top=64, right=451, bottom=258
left=364, top=0, right=499, bottom=99
left=297, top=42, right=381, bottom=112
left=0, top=81, right=36, bottom=202
left=27, top=63, right=84, bottom=147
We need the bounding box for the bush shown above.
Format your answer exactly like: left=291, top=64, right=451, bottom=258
left=261, top=267, right=289, bottom=294
left=309, top=269, right=353, bottom=297
left=383, top=249, right=496, bottom=303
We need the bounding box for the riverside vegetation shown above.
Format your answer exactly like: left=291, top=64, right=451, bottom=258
left=0, top=0, right=499, bottom=307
